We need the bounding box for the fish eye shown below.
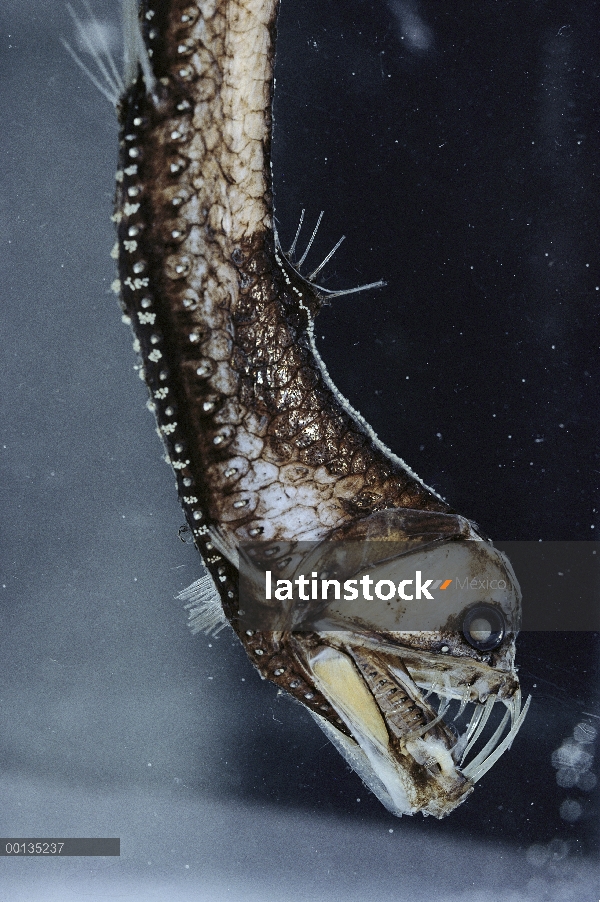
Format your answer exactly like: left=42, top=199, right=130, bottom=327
left=462, top=603, right=505, bottom=652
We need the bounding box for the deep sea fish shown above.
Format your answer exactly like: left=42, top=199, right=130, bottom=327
left=68, top=0, right=530, bottom=817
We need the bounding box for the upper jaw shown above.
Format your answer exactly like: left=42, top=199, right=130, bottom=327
left=345, top=631, right=521, bottom=703
left=391, top=641, right=520, bottom=703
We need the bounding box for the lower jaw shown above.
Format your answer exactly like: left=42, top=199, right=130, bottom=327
left=290, top=639, right=474, bottom=816
left=290, top=635, right=527, bottom=817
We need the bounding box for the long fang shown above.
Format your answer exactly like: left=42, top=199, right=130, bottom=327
left=466, top=695, right=531, bottom=783
left=462, top=706, right=511, bottom=776
left=460, top=695, right=496, bottom=764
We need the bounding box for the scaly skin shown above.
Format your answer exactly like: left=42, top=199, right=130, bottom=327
left=116, top=0, right=447, bottom=716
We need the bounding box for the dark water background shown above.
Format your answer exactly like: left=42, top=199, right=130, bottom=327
left=0, top=1, right=598, bottom=899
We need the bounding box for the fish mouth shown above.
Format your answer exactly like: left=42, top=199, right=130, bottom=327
left=290, top=635, right=530, bottom=818
left=236, top=511, right=530, bottom=815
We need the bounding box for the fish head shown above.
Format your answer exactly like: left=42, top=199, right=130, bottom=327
left=259, top=508, right=531, bottom=818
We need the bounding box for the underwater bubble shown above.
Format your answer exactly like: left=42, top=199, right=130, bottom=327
left=526, top=843, right=550, bottom=867
left=559, top=798, right=582, bottom=822
left=573, top=722, right=597, bottom=744
left=551, top=741, right=593, bottom=772
left=576, top=770, right=597, bottom=792
left=547, top=837, right=569, bottom=861
left=556, top=767, right=578, bottom=788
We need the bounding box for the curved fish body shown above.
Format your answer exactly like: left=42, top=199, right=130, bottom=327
left=101, top=0, right=530, bottom=817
